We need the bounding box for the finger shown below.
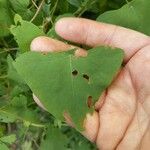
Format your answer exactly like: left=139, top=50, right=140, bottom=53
left=96, top=68, right=136, bottom=149
left=30, top=36, right=87, bottom=57
left=30, top=36, right=70, bottom=52
left=55, top=18, right=150, bottom=62
left=117, top=102, right=149, bottom=150
left=30, top=36, right=98, bottom=142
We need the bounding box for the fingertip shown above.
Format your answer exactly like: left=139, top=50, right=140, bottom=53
left=30, top=36, right=51, bottom=52
left=55, top=17, right=77, bottom=39
left=30, top=36, right=70, bottom=52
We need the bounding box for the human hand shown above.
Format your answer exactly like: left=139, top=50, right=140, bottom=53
left=30, top=18, right=150, bottom=150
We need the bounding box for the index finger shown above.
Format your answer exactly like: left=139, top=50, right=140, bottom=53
left=55, top=18, right=150, bottom=62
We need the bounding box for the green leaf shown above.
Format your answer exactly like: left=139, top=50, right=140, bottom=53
left=13, top=47, right=123, bottom=130
left=0, top=142, right=9, bottom=150
left=0, top=95, right=42, bottom=125
left=40, top=126, right=68, bottom=150
left=0, top=0, right=13, bottom=37
left=9, top=0, right=35, bottom=21
left=0, top=134, right=16, bottom=144
left=7, top=55, right=25, bottom=84
left=10, top=18, right=44, bottom=53
left=0, top=134, right=16, bottom=150
left=97, top=0, right=150, bottom=35
left=67, top=0, right=82, bottom=7
left=9, top=0, right=30, bottom=12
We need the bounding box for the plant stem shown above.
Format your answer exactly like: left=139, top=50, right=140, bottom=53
left=74, top=0, right=97, bottom=17
left=0, top=48, right=18, bottom=54
left=30, top=123, right=46, bottom=128
left=30, top=0, right=45, bottom=22
left=31, top=0, right=38, bottom=9
left=43, top=0, right=59, bottom=32
left=49, top=0, right=59, bottom=24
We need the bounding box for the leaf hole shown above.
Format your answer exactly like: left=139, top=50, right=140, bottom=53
left=41, top=52, right=48, bottom=55
left=87, top=96, right=93, bottom=108
left=72, top=70, right=78, bottom=76
left=83, top=74, right=90, bottom=82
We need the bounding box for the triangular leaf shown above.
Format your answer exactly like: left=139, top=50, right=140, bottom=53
left=13, top=47, right=123, bottom=130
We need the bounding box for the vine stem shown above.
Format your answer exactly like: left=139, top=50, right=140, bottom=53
left=74, top=0, right=97, bottom=17
left=43, top=0, right=59, bottom=32
left=50, top=0, right=59, bottom=22
left=30, top=0, right=45, bottom=22
left=30, top=123, right=46, bottom=128
left=0, top=47, right=18, bottom=54
left=31, top=0, right=38, bottom=9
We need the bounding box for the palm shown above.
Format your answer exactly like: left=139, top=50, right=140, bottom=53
left=31, top=18, right=150, bottom=149
left=95, top=45, right=150, bottom=149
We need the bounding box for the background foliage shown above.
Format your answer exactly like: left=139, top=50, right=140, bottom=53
left=1, top=0, right=148, bottom=149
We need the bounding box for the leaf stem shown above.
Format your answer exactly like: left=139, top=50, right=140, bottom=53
left=32, top=138, right=40, bottom=149
left=31, top=0, right=38, bottom=9
left=42, top=0, right=59, bottom=32
left=30, top=0, right=45, bottom=22
left=74, top=0, right=97, bottom=17
left=30, top=123, right=46, bottom=128
left=49, top=0, right=59, bottom=24
left=0, top=48, right=18, bottom=54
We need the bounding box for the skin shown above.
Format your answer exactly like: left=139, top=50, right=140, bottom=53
left=30, top=18, right=150, bottom=150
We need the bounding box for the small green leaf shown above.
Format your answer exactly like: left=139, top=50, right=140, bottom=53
left=40, top=126, right=68, bottom=150
left=10, top=18, right=44, bottom=53
left=14, top=14, right=23, bottom=25
left=13, top=47, right=123, bottom=130
left=0, top=95, right=42, bottom=125
left=9, top=0, right=33, bottom=21
left=0, top=0, right=13, bottom=37
left=0, top=142, right=9, bottom=150
left=97, top=0, right=150, bottom=35
left=0, top=134, right=16, bottom=144
left=67, top=0, right=81, bottom=7
left=7, top=55, right=25, bottom=84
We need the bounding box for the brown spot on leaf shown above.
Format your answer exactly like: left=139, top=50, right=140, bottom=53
left=87, top=96, right=93, bottom=108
